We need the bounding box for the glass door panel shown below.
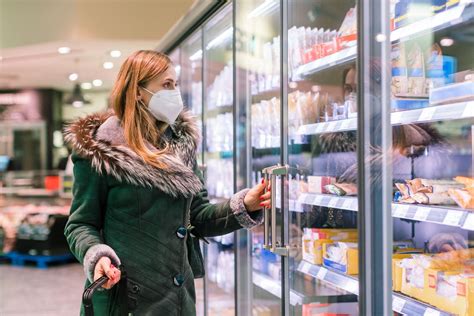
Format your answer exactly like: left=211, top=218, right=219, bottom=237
left=203, top=5, right=235, bottom=315
left=287, top=1, right=359, bottom=315
left=179, top=31, right=206, bottom=316
left=236, top=0, right=283, bottom=314
left=389, top=2, right=474, bottom=316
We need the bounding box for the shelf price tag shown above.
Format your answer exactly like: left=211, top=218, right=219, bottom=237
left=339, top=119, right=351, bottom=131
left=312, top=195, right=323, bottom=206
left=413, top=207, right=430, bottom=221
left=342, top=198, right=355, bottom=210
left=327, top=198, right=338, bottom=208
left=462, top=102, right=474, bottom=118
left=418, top=107, right=437, bottom=122
left=300, top=262, right=311, bottom=274
left=316, top=267, right=328, bottom=280
left=392, top=296, right=406, bottom=313
left=393, top=204, right=409, bottom=218
left=423, top=308, right=441, bottom=316
left=443, top=210, right=463, bottom=226
left=462, top=213, right=474, bottom=231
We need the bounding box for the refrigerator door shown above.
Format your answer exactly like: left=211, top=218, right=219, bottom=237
left=235, top=0, right=285, bottom=315
left=179, top=31, right=206, bottom=316
left=285, top=1, right=360, bottom=315
left=388, top=1, right=474, bottom=316
left=203, top=4, right=236, bottom=315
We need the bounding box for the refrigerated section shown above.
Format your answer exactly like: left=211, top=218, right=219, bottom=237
left=163, top=0, right=474, bottom=315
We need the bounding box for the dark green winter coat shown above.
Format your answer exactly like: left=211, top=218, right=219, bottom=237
left=64, top=111, right=262, bottom=316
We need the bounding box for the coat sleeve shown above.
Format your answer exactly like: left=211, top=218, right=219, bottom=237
left=64, top=155, right=120, bottom=282
left=189, top=163, right=263, bottom=238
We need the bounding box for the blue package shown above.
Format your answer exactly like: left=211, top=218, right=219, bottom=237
left=392, top=98, right=430, bottom=111
left=442, top=55, right=457, bottom=84
left=394, top=0, right=409, bottom=28
left=432, top=0, right=447, bottom=13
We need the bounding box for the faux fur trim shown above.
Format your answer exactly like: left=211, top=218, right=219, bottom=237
left=64, top=110, right=203, bottom=198
left=230, top=189, right=263, bottom=228
left=83, top=244, right=121, bottom=283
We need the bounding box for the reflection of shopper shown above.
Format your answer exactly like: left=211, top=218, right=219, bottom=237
left=64, top=50, right=269, bottom=315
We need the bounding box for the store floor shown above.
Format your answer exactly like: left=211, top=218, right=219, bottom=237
left=0, top=263, right=205, bottom=315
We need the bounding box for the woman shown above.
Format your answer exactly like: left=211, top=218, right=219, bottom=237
left=64, top=50, right=270, bottom=315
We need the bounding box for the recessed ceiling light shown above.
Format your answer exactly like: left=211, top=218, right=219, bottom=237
left=440, top=37, right=454, bottom=47
left=58, top=47, right=71, bottom=54
left=110, top=50, right=121, bottom=58
left=81, top=82, right=92, bottom=90
left=92, top=79, right=103, bottom=87
left=103, top=61, right=114, bottom=69
left=69, top=73, right=79, bottom=81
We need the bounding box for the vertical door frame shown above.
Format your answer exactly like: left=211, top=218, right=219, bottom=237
left=357, top=0, right=393, bottom=315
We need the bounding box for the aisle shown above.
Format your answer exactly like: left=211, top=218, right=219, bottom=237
left=0, top=263, right=84, bottom=315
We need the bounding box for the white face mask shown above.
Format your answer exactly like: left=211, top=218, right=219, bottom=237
left=140, top=87, right=184, bottom=124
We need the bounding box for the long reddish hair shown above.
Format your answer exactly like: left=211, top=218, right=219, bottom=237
left=110, top=50, right=171, bottom=169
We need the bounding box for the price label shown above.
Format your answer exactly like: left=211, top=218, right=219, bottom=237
left=315, top=123, right=325, bottom=133
left=339, top=119, right=352, bottom=131
left=391, top=111, right=403, bottom=124
left=462, top=102, right=474, bottom=118
left=300, top=262, right=311, bottom=274
left=423, top=308, right=441, bottom=316
left=345, top=280, right=359, bottom=295
left=462, top=213, right=474, bottom=231
left=316, top=267, right=328, bottom=280
left=443, top=210, right=463, bottom=226
left=392, top=296, right=406, bottom=313
left=289, top=200, right=296, bottom=211
left=418, top=107, right=437, bottom=122
left=327, top=121, right=338, bottom=132
left=413, top=207, right=430, bottom=221
left=327, top=198, right=338, bottom=208
left=393, top=204, right=409, bottom=218
left=343, top=198, right=355, bottom=210
left=313, top=195, right=323, bottom=205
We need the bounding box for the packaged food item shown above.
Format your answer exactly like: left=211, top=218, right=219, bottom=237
left=400, top=255, right=433, bottom=302
left=391, top=43, right=409, bottom=97
left=325, top=183, right=358, bottom=196
left=307, top=176, right=336, bottom=194
left=394, top=0, right=410, bottom=29
left=454, top=176, right=474, bottom=188
left=431, top=0, right=447, bottom=13
left=323, top=241, right=359, bottom=275
left=448, top=188, right=474, bottom=209
left=446, top=0, right=461, bottom=9
left=429, top=76, right=474, bottom=105
left=425, top=43, right=445, bottom=94
left=395, top=178, right=461, bottom=205
left=407, top=43, right=426, bottom=96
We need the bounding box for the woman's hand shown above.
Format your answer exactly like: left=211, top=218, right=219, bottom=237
left=244, top=179, right=271, bottom=212
left=94, top=257, right=121, bottom=289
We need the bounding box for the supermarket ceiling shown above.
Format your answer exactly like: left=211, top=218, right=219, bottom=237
left=0, top=0, right=194, bottom=90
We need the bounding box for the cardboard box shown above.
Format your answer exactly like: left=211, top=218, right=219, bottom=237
left=322, top=241, right=359, bottom=275
left=302, top=228, right=357, bottom=265
left=400, top=255, right=432, bottom=302
left=425, top=268, right=474, bottom=316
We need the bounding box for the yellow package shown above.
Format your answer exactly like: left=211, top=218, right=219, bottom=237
left=302, top=237, right=332, bottom=265
left=400, top=255, right=432, bottom=302
left=322, top=241, right=359, bottom=275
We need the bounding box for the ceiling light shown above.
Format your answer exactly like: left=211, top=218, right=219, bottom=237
left=81, top=82, right=92, bottom=90
left=110, top=50, right=122, bottom=58
left=58, top=47, right=71, bottom=54
left=248, top=0, right=279, bottom=18
left=92, top=79, right=103, bottom=87
left=103, top=61, right=114, bottom=69
left=66, top=83, right=91, bottom=107
left=69, top=73, right=79, bottom=81
left=440, top=37, right=454, bottom=47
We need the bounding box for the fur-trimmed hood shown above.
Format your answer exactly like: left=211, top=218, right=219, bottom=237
left=64, top=110, right=203, bottom=198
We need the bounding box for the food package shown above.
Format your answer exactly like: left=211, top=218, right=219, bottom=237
left=323, top=241, right=359, bottom=275
left=407, top=43, right=426, bottom=96
left=307, top=176, right=336, bottom=194
left=412, top=192, right=457, bottom=205
left=325, top=183, right=357, bottom=196
left=338, top=7, right=357, bottom=36
left=302, top=229, right=358, bottom=265
left=425, top=43, right=445, bottom=94
left=391, top=43, right=409, bottom=97
left=395, top=178, right=462, bottom=205
left=400, top=255, right=433, bottom=302
left=446, top=0, right=461, bottom=9
left=448, top=189, right=474, bottom=209
left=431, top=0, right=447, bottom=13
left=393, top=253, right=416, bottom=292
left=425, top=269, right=474, bottom=316
left=454, top=176, right=474, bottom=188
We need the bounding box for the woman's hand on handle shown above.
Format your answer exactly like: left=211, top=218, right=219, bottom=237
left=244, top=179, right=271, bottom=212
left=94, top=256, right=121, bottom=289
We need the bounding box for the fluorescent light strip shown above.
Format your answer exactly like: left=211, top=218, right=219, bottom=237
left=206, top=27, right=233, bottom=50
left=248, top=0, right=278, bottom=18
left=189, top=49, right=203, bottom=61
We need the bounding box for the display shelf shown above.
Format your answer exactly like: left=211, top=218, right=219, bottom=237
left=252, top=270, right=355, bottom=306
left=297, top=261, right=453, bottom=316
left=292, top=4, right=474, bottom=80
left=297, top=102, right=474, bottom=136
left=391, top=2, right=474, bottom=42
left=298, top=193, right=474, bottom=231
left=292, top=45, right=357, bottom=80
